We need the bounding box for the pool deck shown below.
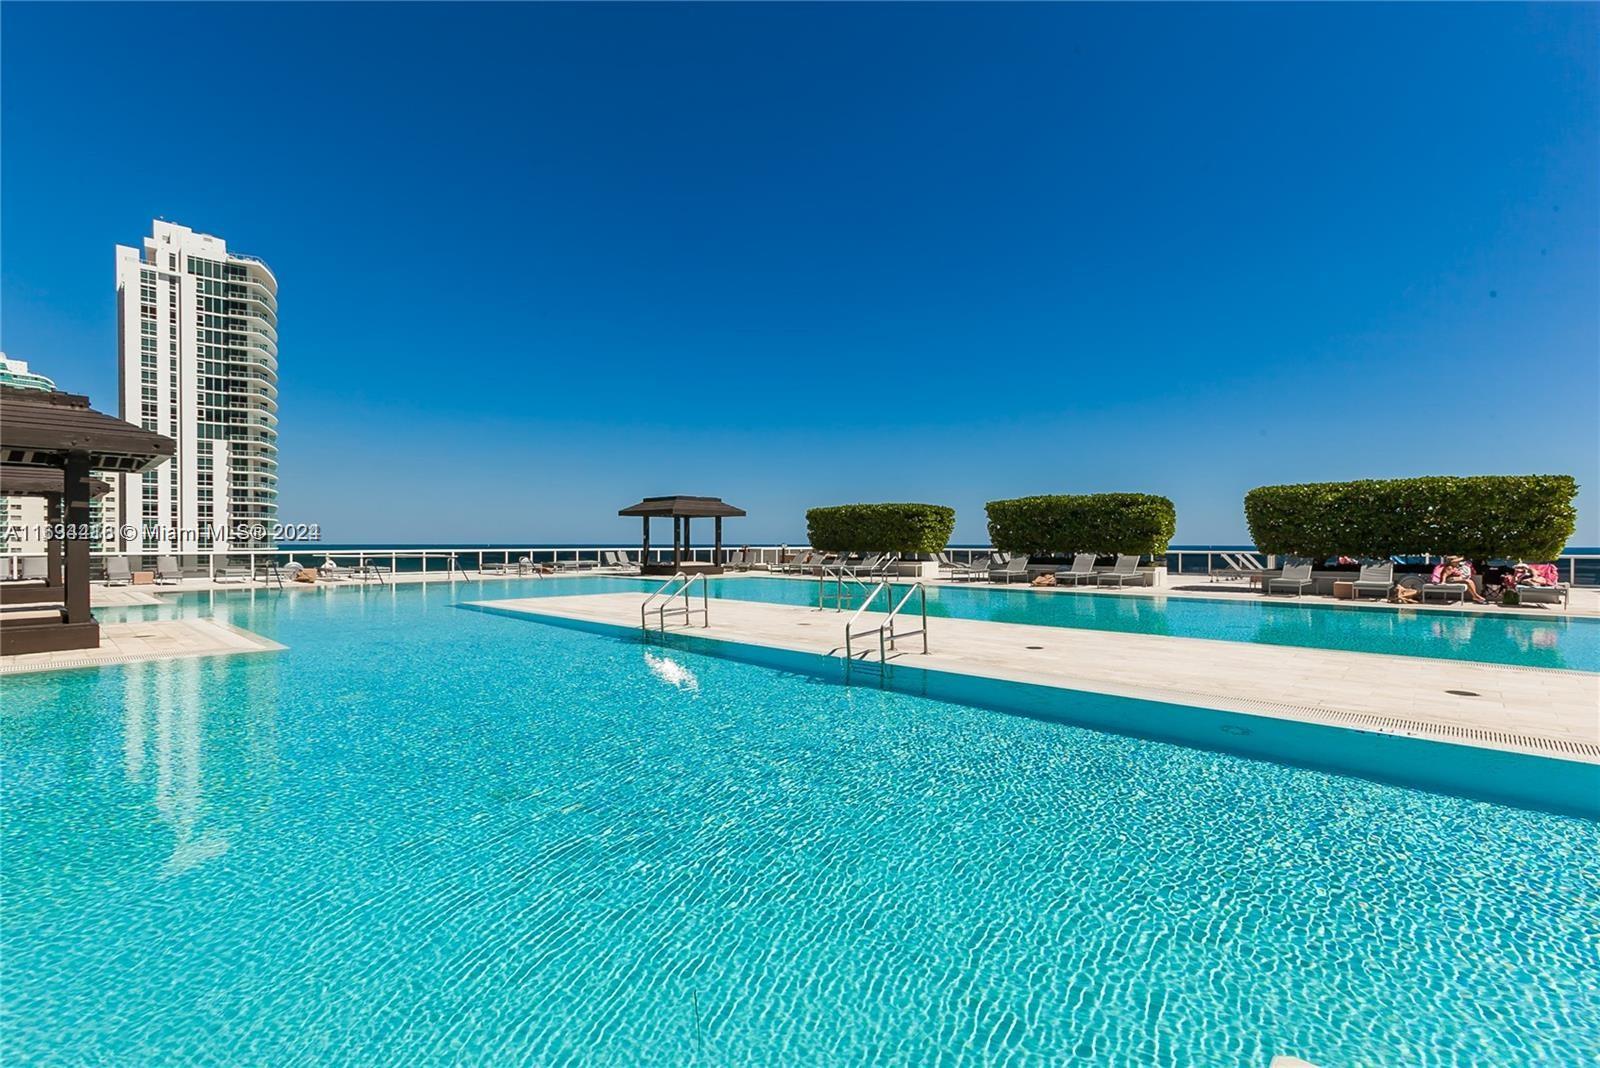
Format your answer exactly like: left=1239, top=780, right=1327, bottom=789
left=0, top=617, right=284, bottom=677
left=473, top=592, right=1600, bottom=764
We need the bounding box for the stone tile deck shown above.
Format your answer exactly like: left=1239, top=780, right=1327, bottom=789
left=0, top=618, right=284, bottom=676
left=474, top=592, right=1600, bottom=763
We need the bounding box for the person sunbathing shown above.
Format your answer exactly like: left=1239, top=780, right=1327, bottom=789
left=1432, top=555, right=1487, bottom=604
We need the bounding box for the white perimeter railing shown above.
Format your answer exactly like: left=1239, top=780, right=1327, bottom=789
left=1, top=546, right=1596, bottom=587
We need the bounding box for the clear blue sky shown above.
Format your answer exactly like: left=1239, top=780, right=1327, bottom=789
left=3, top=3, right=1596, bottom=546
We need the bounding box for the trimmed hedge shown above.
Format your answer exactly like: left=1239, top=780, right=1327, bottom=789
left=985, top=494, right=1177, bottom=556
left=1243, top=475, right=1578, bottom=561
left=805, top=503, right=955, bottom=554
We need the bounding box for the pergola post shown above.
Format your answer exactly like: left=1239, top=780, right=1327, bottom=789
left=45, top=493, right=63, bottom=587
left=63, top=452, right=92, bottom=625
left=617, top=496, right=747, bottom=576
left=641, top=516, right=650, bottom=566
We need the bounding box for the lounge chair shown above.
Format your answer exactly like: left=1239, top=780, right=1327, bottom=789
left=780, top=550, right=813, bottom=573
left=989, top=555, right=1031, bottom=583
left=723, top=550, right=748, bottom=570
left=1513, top=583, right=1569, bottom=608
left=842, top=553, right=880, bottom=575
left=614, top=550, right=639, bottom=573
left=215, top=567, right=247, bottom=584
left=1421, top=582, right=1467, bottom=604
left=936, top=553, right=985, bottom=582
left=1093, top=555, right=1143, bottom=588
left=1266, top=562, right=1314, bottom=596
left=1350, top=562, right=1394, bottom=601
left=1055, top=553, right=1099, bottom=586
left=155, top=556, right=183, bottom=585
left=936, top=552, right=981, bottom=581
left=104, top=557, right=131, bottom=586
left=859, top=554, right=899, bottom=578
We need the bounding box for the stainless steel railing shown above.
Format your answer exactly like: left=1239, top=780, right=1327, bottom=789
left=844, top=581, right=928, bottom=668
left=640, top=572, right=709, bottom=633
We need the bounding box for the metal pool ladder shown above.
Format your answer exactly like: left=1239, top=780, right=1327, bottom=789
left=818, top=561, right=872, bottom=611
left=641, top=571, right=709, bottom=633
left=844, top=580, right=928, bottom=674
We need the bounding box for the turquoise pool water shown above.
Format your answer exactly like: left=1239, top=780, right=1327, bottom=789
left=4, top=581, right=1598, bottom=1063
left=700, top=576, right=1600, bottom=672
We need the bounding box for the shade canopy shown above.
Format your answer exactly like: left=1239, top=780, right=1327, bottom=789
left=0, top=385, right=175, bottom=657
left=1, top=384, right=175, bottom=473
left=618, top=495, right=746, bottom=519
left=0, top=463, right=110, bottom=498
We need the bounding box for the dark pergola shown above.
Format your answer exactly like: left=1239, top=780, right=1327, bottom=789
left=618, top=495, right=746, bottom=576
left=1, top=385, right=174, bottom=656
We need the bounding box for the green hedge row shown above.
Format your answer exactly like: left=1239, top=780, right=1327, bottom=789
left=805, top=503, right=956, bottom=554
left=985, top=494, right=1177, bottom=556
left=1243, top=475, right=1578, bottom=561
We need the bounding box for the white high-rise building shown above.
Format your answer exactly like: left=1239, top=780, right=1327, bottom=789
left=115, top=221, right=278, bottom=552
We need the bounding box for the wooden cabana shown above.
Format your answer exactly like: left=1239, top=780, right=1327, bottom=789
left=618, top=495, right=746, bottom=576
left=1, top=385, right=174, bottom=655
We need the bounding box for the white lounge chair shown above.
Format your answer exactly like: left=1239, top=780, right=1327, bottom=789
left=1421, top=582, right=1468, bottom=604
left=1513, top=583, right=1569, bottom=608
left=1350, top=562, right=1394, bottom=600
left=1266, top=562, right=1315, bottom=596
left=1055, top=553, right=1099, bottom=586
left=1093, top=555, right=1143, bottom=587
left=989, top=555, right=1031, bottom=583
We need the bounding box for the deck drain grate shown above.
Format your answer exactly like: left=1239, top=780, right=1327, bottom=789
left=1140, top=685, right=1599, bottom=759
left=1293, top=706, right=1600, bottom=758
left=1445, top=689, right=1480, bottom=697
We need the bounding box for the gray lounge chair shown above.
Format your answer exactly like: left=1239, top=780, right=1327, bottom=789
left=943, top=553, right=992, bottom=582
left=723, top=550, right=748, bottom=570
left=1266, top=562, right=1314, bottom=596
left=990, top=555, right=1031, bottom=583
left=1094, top=555, right=1143, bottom=587
left=104, top=557, right=132, bottom=586
left=1055, top=553, right=1099, bottom=586
left=155, top=556, right=183, bottom=585
left=1421, top=582, right=1468, bottom=604
left=860, top=553, right=899, bottom=578
left=937, top=552, right=981, bottom=581
left=1350, top=561, right=1394, bottom=601
left=1513, top=583, right=1569, bottom=608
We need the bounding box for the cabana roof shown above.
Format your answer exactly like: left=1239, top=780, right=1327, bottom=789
left=0, top=385, right=175, bottom=473
left=0, top=463, right=111, bottom=498
left=618, top=495, right=746, bottom=518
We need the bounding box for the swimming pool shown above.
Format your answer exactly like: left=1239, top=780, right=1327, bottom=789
left=4, top=582, right=1597, bottom=1063
left=697, top=575, right=1600, bottom=672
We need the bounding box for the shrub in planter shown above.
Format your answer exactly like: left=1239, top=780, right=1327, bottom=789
left=1244, top=475, right=1577, bottom=562
left=985, top=494, right=1177, bottom=557
left=805, top=503, right=956, bottom=554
